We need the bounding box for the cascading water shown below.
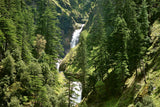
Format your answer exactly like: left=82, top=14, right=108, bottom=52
left=70, top=24, right=85, bottom=48
left=56, top=59, right=62, bottom=72
left=70, top=24, right=85, bottom=105
left=56, top=24, right=84, bottom=106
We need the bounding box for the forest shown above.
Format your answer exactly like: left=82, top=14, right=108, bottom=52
left=0, top=0, right=160, bottom=107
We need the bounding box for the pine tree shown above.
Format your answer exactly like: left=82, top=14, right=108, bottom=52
left=76, top=33, right=87, bottom=98
left=103, top=0, right=115, bottom=35
left=107, top=16, right=130, bottom=94
left=0, top=17, right=18, bottom=52
left=36, top=0, right=63, bottom=70
left=0, top=29, right=5, bottom=60
left=0, top=51, right=16, bottom=106
left=138, top=0, right=150, bottom=84
left=139, top=0, right=150, bottom=51
left=140, top=0, right=149, bottom=38
left=27, top=62, right=44, bottom=106
left=90, top=14, right=108, bottom=81
left=123, top=0, right=143, bottom=74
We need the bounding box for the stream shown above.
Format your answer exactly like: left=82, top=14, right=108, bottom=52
left=56, top=24, right=85, bottom=106
left=70, top=24, right=85, bottom=105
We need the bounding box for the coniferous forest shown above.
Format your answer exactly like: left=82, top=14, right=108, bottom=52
left=0, top=0, right=160, bottom=107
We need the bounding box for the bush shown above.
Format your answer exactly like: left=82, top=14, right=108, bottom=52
left=8, top=96, right=22, bottom=107
left=135, top=96, right=155, bottom=107
left=95, top=81, right=106, bottom=100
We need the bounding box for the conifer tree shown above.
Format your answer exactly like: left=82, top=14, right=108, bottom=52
left=76, top=33, right=87, bottom=98
left=103, top=0, right=115, bottom=35
left=0, top=17, right=17, bottom=52
left=139, top=0, right=150, bottom=50
left=107, top=16, right=130, bottom=94
left=90, top=14, right=108, bottom=81
left=27, top=62, right=44, bottom=106
left=123, top=0, right=143, bottom=74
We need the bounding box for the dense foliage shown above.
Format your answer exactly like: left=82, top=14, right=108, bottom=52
left=68, top=0, right=160, bottom=106
left=0, top=0, right=68, bottom=106
left=0, top=0, right=160, bottom=107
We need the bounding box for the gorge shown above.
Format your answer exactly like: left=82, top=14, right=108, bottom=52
left=57, top=24, right=85, bottom=105
left=0, top=0, right=160, bottom=107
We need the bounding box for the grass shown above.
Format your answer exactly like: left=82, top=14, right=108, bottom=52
left=149, top=69, right=160, bottom=106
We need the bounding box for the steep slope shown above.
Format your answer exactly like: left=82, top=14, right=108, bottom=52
left=59, top=1, right=160, bottom=105
left=52, top=0, right=95, bottom=54
left=86, top=19, right=160, bottom=107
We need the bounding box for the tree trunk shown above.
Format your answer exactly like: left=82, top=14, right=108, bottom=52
left=136, top=67, right=138, bottom=77
left=143, top=61, right=147, bottom=84
left=68, top=79, right=71, bottom=107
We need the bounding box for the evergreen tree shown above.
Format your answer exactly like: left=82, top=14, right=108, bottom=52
left=103, top=0, right=115, bottom=35
left=139, top=0, right=150, bottom=50
left=0, top=51, right=16, bottom=106
left=0, top=17, right=18, bottom=52
left=76, top=33, right=87, bottom=98
left=138, top=0, right=150, bottom=84
left=27, top=62, right=44, bottom=106
left=139, top=0, right=150, bottom=38
left=89, top=14, right=108, bottom=81
left=123, top=0, right=143, bottom=74
left=107, top=16, right=130, bottom=95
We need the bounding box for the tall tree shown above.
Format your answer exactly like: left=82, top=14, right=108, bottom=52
left=77, top=33, right=87, bottom=98
left=123, top=0, right=143, bottom=74
left=89, top=14, right=108, bottom=81
left=107, top=16, right=130, bottom=95
left=0, top=17, right=18, bottom=52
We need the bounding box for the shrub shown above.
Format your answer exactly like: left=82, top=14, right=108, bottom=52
left=95, top=81, right=106, bottom=100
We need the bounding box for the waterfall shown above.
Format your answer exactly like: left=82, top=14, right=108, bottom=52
left=70, top=24, right=85, bottom=48
left=70, top=24, right=84, bottom=105
left=56, top=24, right=84, bottom=106
left=71, top=82, right=82, bottom=104
left=56, top=59, right=62, bottom=72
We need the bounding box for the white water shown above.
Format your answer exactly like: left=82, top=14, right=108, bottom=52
left=56, top=24, right=84, bottom=106
left=70, top=24, right=85, bottom=48
left=70, top=24, right=84, bottom=105
left=56, top=59, right=62, bottom=72
left=71, top=82, right=82, bottom=105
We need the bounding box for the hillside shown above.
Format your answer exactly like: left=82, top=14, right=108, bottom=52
left=0, top=0, right=160, bottom=107
left=52, top=0, right=95, bottom=54
left=60, top=0, right=160, bottom=107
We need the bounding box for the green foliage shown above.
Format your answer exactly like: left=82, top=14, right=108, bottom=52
left=95, top=81, right=106, bottom=99
left=0, top=17, right=18, bottom=51
left=2, top=51, right=16, bottom=81
left=0, top=0, right=69, bottom=106
left=76, top=33, right=87, bottom=97
left=103, top=98, right=118, bottom=107
left=135, top=96, right=155, bottom=107
left=36, top=2, right=63, bottom=58
left=8, top=96, right=22, bottom=107
left=15, top=60, right=26, bottom=80
left=0, top=0, right=159, bottom=106
left=0, top=29, right=5, bottom=56
left=78, top=101, right=88, bottom=107
left=34, top=34, right=46, bottom=58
